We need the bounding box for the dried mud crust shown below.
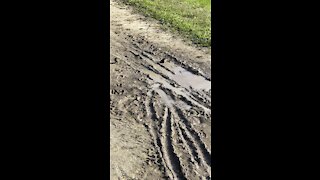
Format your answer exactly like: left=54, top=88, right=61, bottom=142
left=110, top=1, right=212, bottom=179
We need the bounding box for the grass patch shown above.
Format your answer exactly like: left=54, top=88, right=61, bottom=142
left=121, top=0, right=211, bottom=47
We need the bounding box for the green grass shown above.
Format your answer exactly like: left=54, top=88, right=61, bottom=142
left=121, top=0, right=211, bottom=47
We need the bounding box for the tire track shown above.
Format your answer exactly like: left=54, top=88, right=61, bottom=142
left=145, top=91, right=172, bottom=178
left=117, top=41, right=212, bottom=179
left=160, top=107, right=186, bottom=180
left=174, top=120, right=201, bottom=168
left=148, top=85, right=211, bottom=179
left=173, top=107, right=211, bottom=175
left=124, top=43, right=212, bottom=114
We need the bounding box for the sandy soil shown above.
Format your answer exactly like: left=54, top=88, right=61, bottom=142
left=110, top=1, right=212, bottom=179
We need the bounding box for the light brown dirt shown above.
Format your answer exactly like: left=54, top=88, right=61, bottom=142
left=110, top=1, right=212, bottom=179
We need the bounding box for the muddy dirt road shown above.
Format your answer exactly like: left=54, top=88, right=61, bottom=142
left=110, top=1, right=212, bottom=179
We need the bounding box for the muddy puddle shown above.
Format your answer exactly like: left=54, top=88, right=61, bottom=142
left=162, top=61, right=211, bottom=91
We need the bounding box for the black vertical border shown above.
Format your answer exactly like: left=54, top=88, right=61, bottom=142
left=212, top=0, right=225, bottom=179
left=97, top=0, right=109, bottom=179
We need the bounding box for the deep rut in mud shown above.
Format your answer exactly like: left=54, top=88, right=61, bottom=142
left=110, top=1, right=211, bottom=179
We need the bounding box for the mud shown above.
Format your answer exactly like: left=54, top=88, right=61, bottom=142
left=110, top=1, right=212, bottom=179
